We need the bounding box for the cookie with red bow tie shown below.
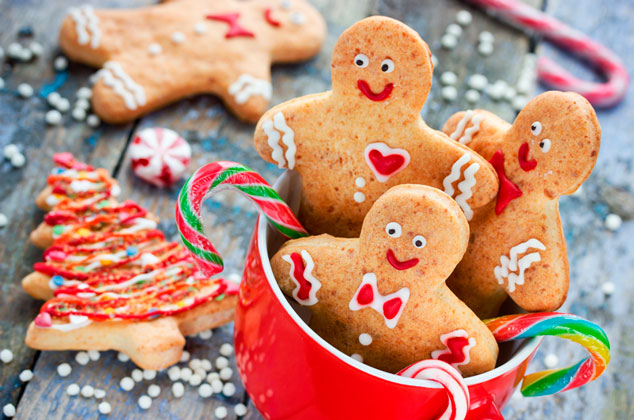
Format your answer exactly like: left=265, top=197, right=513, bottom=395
left=270, top=184, right=498, bottom=376
left=254, top=16, right=498, bottom=237
left=58, top=0, right=325, bottom=123
left=441, top=91, right=601, bottom=318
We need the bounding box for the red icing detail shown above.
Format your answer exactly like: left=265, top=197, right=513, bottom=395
left=436, top=336, right=471, bottom=365
left=518, top=142, right=537, bottom=171
left=386, top=249, right=418, bottom=270
left=34, top=312, right=52, bottom=327
left=206, top=13, right=255, bottom=38
left=53, top=153, right=93, bottom=170
left=382, top=297, right=402, bottom=320
left=289, top=252, right=312, bottom=300
left=356, top=284, right=374, bottom=305
left=357, top=80, right=394, bottom=101
left=489, top=150, right=523, bottom=215
left=264, top=8, right=281, bottom=27
left=368, top=149, right=407, bottom=177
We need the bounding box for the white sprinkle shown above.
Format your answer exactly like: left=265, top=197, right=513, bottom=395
left=215, top=356, right=229, bottom=370
left=167, top=366, right=181, bottom=381
left=350, top=353, right=363, bottom=362
left=441, top=85, right=458, bottom=102
left=219, top=367, right=233, bottom=381
left=194, top=22, right=207, bottom=35
left=57, top=363, right=72, bottom=377
left=120, top=377, right=135, bottom=391
left=189, top=359, right=202, bottom=370
left=605, top=213, right=622, bottom=231
left=47, top=92, right=61, bottom=106
left=81, top=385, right=94, bottom=398
left=446, top=23, right=462, bottom=37
left=148, top=384, right=161, bottom=398
left=234, top=403, right=248, bottom=416
left=19, top=49, right=33, bottom=62
left=75, top=98, right=90, bottom=110
left=29, top=41, right=44, bottom=57
left=75, top=351, right=90, bottom=365
left=45, top=110, right=63, bottom=125
left=544, top=353, right=559, bottom=368
left=228, top=272, right=241, bottom=283
left=198, top=329, right=213, bottom=340
left=180, top=367, right=193, bottom=381
left=0, top=214, right=7, bottom=228
left=602, top=281, right=616, bottom=296
left=171, top=32, right=186, bottom=44
left=76, top=87, right=92, bottom=99
left=207, top=372, right=220, bottom=383
left=486, top=80, right=507, bottom=101
left=215, top=406, right=228, bottom=419
left=19, top=369, right=33, bottom=382
left=7, top=43, right=22, bottom=58
left=143, top=369, right=156, bottom=380
left=180, top=350, right=191, bottom=363
left=0, top=77, right=4, bottom=90
left=117, top=352, right=130, bottom=362
left=210, top=379, right=224, bottom=394
left=172, top=381, right=185, bottom=398
left=17, top=83, right=34, bottom=98
left=3, top=403, right=16, bottom=418
left=503, top=86, right=517, bottom=102
left=189, top=373, right=203, bottom=386
left=3, top=144, right=19, bottom=159
left=478, top=31, right=495, bottom=43
left=0, top=349, right=13, bottom=363
left=98, top=402, right=111, bottom=415
left=222, top=382, right=236, bottom=397
left=148, top=43, right=162, bottom=56
left=56, top=97, right=70, bottom=112
left=441, top=33, right=458, bottom=50
left=67, top=383, right=80, bottom=396
left=456, top=10, right=473, bottom=26
left=431, top=54, right=438, bottom=68
left=138, top=395, right=152, bottom=410
left=465, top=89, right=480, bottom=103
left=94, top=389, right=106, bottom=399
left=219, top=343, right=234, bottom=357
left=516, top=77, right=532, bottom=94
left=131, top=368, right=143, bottom=382
left=468, top=74, right=488, bottom=91
left=512, top=95, right=529, bottom=111
left=358, top=333, right=372, bottom=346
left=440, top=71, right=457, bottom=86
left=0, top=47, right=3, bottom=60
left=478, top=41, right=494, bottom=56
left=86, top=114, right=100, bottom=128
left=54, top=56, right=68, bottom=71
left=353, top=192, right=365, bottom=203
left=354, top=177, right=366, bottom=188
left=199, top=383, right=213, bottom=398
left=200, top=359, right=213, bottom=371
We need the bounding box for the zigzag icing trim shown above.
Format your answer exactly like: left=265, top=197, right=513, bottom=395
left=229, top=74, right=272, bottom=105
left=68, top=5, right=101, bottom=49
left=95, top=62, right=146, bottom=110
left=443, top=153, right=479, bottom=220
left=262, top=112, right=296, bottom=169
left=450, top=110, right=483, bottom=145
left=494, top=239, right=546, bottom=292
left=282, top=250, right=321, bottom=305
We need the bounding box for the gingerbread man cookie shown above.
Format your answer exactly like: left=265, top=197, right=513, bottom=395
left=59, top=0, right=326, bottom=123
left=254, top=16, right=498, bottom=237
left=271, top=185, right=498, bottom=376
left=441, top=92, right=601, bottom=318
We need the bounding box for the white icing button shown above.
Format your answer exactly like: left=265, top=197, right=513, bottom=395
left=0, top=349, right=13, bottom=363
left=478, top=41, right=494, bottom=56
left=57, top=363, right=72, bottom=377
left=143, top=369, right=157, bottom=380
left=98, top=402, right=112, bottom=415
left=359, top=333, right=372, bottom=346
left=219, top=367, right=233, bottom=381
left=86, top=114, right=100, bottom=127
left=350, top=353, right=363, bottom=362
left=75, top=351, right=90, bottom=365
left=148, top=43, right=162, bottom=56
left=602, top=281, right=615, bottom=296
left=67, top=383, right=80, bottom=396
left=194, top=22, right=207, bottom=35
left=199, top=383, right=213, bottom=398
left=544, top=353, right=559, bottom=368
left=19, top=369, right=33, bottom=382
left=440, top=71, right=457, bottom=86
left=441, top=85, right=458, bottom=102
left=138, top=395, right=152, bottom=410
left=465, top=89, right=480, bottom=104
left=45, top=110, right=63, bottom=125
left=171, top=31, right=186, bottom=44
left=215, top=406, right=228, bottom=419
left=605, top=213, right=622, bottom=231
left=353, top=192, right=365, bottom=203
left=17, top=83, right=34, bottom=98
left=54, top=56, right=69, bottom=71
left=223, top=382, right=236, bottom=397
left=120, top=377, right=135, bottom=391
left=456, top=10, right=473, bottom=26
left=3, top=144, right=18, bottom=160
left=131, top=368, right=143, bottom=382
left=180, top=350, right=191, bottom=362
left=76, top=87, right=92, bottom=99
left=3, top=403, right=16, bottom=418
left=478, top=31, right=494, bottom=43
left=441, top=33, right=458, bottom=50
left=172, top=382, right=185, bottom=398
left=468, top=74, right=488, bottom=91
left=446, top=23, right=462, bottom=37
left=117, top=352, right=130, bottom=362
left=355, top=177, right=366, bottom=188
left=215, top=356, right=229, bottom=369
left=88, top=350, right=100, bottom=361
left=198, top=329, right=212, bottom=339
left=148, top=384, right=161, bottom=397
left=80, top=385, right=94, bottom=398
left=234, top=403, right=248, bottom=416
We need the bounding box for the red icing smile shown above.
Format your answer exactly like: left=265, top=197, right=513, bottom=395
left=357, top=80, right=394, bottom=101
left=386, top=249, right=418, bottom=270
left=264, top=8, right=281, bottom=27
left=518, top=142, right=537, bottom=172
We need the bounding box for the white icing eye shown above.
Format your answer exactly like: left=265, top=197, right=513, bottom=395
left=381, top=59, right=394, bottom=73
left=539, top=139, right=551, bottom=153
left=412, top=235, right=426, bottom=249
left=290, top=12, right=305, bottom=25
left=354, top=54, right=369, bottom=68
left=385, top=222, right=401, bottom=238
left=531, top=121, right=542, bottom=136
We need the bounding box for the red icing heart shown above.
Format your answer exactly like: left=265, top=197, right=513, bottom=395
left=357, top=284, right=374, bottom=305
left=364, top=143, right=410, bottom=182
left=383, top=297, right=402, bottom=320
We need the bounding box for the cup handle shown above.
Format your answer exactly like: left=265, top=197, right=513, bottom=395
left=484, top=312, right=611, bottom=397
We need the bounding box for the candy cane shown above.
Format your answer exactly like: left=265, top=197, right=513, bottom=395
left=176, top=161, right=308, bottom=277
left=397, top=360, right=470, bottom=420
left=485, top=312, right=610, bottom=397
left=468, top=0, right=629, bottom=107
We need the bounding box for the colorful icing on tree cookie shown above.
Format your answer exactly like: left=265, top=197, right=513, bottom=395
left=270, top=185, right=498, bottom=376
left=254, top=16, right=498, bottom=237
left=58, top=0, right=326, bottom=123
left=441, top=92, right=601, bottom=318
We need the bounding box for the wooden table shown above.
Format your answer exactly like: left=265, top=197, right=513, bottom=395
left=1, top=0, right=632, bottom=418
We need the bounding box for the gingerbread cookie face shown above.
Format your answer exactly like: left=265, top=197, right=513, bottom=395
left=254, top=17, right=498, bottom=237
left=59, top=0, right=326, bottom=123
left=440, top=92, right=601, bottom=317
left=270, top=185, right=498, bottom=376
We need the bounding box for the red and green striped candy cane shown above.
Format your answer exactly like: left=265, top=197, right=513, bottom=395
left=176, top=161, right=308, bottom=277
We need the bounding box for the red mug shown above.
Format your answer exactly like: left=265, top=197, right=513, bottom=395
left=233, top=171, right=542, bottom=420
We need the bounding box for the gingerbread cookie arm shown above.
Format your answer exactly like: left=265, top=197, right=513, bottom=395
left=441, top=109, right=510, bottom=161
left=22, top=272, right=56, bottom=301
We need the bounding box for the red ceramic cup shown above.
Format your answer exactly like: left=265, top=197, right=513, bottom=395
left=233, top=171, right=542, bottom=420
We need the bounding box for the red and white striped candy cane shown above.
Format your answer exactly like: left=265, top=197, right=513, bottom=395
left=398, top=359, right=470, bottom=420
left=469, top=0, right=629, bottom=107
